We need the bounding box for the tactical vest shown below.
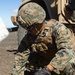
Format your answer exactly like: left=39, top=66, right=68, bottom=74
left=27, top=22, right=57, bottom=65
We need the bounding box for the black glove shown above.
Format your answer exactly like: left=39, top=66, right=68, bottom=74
left=33, top=67, right=52, bottom=75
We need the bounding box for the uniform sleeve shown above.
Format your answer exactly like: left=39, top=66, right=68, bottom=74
left=13, top=34, right=31, bottom=74
left=17, top=34, right=30, bottom=63
left=50, top=21, right=74, bottom=74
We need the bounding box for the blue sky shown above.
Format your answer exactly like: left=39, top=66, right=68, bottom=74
left=0, top=0, right=21, bottom=28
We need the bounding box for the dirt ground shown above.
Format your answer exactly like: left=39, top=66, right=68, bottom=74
left=0, top=31, right=18, bottom=75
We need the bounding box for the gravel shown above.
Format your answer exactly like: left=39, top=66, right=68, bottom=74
left=0, top=31, right=18, bottom=75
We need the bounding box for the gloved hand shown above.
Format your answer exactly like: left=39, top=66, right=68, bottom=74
left=33, top=67, right=52, bottom=75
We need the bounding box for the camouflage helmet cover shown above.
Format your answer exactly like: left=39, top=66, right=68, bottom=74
left=17, top=2, right=46, bottom=29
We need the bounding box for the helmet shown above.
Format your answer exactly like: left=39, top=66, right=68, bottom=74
left=17, top=2, right=46, bottom=29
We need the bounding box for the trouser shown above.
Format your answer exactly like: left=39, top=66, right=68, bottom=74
left=11, top=51, right=75, bottom=75
left=11, top=51, right=57, bottom=75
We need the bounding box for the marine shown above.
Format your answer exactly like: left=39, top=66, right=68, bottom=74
left=11, top=2, right=75, bottom=75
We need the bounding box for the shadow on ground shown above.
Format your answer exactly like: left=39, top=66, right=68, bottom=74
left=7, top=49, right=17, bottom=54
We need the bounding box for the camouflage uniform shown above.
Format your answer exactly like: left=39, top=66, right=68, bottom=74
left=11, top=2, right=75, bottom=75
left=11, top=19, right=75, bottom=75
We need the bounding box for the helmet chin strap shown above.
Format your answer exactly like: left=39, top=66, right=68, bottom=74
left=35, top=23, right=44, bottom=36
